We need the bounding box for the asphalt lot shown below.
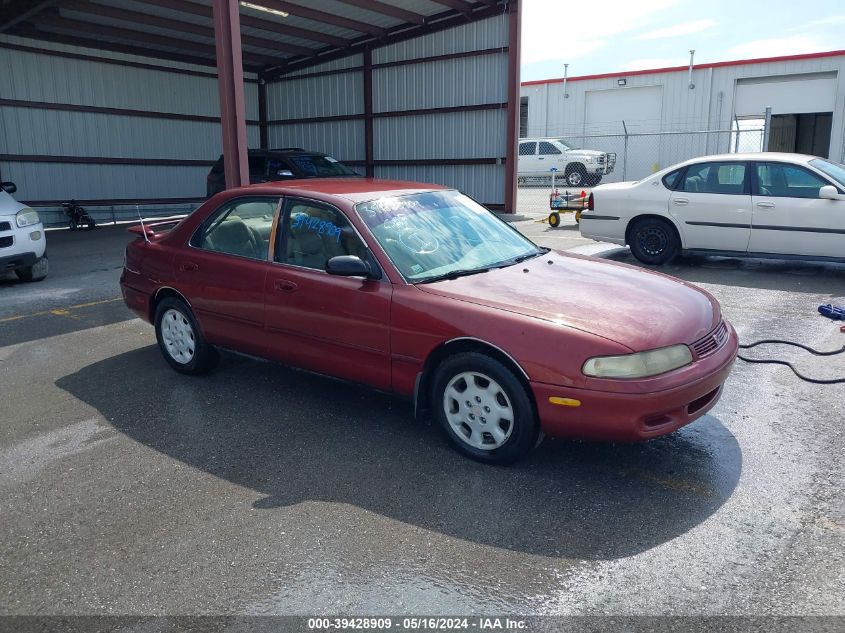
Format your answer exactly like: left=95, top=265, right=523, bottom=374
left=1, top=200, right=843, bottom=619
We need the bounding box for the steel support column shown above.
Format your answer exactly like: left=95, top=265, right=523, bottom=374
left=363, top=48, right=375, bottom=178
left=504, top=0, right=522, bottom=213
left=258, top=72, right=269, bottom=150
left=212, top=0, right=249, bottom=189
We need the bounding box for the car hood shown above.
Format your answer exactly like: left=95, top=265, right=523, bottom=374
left=417, top=251, right=719, bottom=351
left=0, top=190, right=25, bottom=217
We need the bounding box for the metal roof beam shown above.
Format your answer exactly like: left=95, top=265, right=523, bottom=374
left=331, top=0, right=425, bottom=25
left=142, top=0, right=349, bottom=47
left=248, top=0, right=387, bottom=37
left=11, top=24, right=264, bottom=71
left=61, top=1, right=313, bottom=57
left=0, top=0, right=56, bottom=32
left=427, top=0, right=476, bottom=15
left=31, top=13, right=281, bottom=67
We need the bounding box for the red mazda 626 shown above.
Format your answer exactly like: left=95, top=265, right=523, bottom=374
left=121, top=179, right=738, bottom=464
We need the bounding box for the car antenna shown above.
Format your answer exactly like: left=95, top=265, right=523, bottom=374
left=136, top=205, right=150, bottom=243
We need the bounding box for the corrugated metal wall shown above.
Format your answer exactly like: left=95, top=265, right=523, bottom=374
left=265, top=15, right=510, bottom=206
left=521, top=54, right=845, bottom=163
left=0, top=34, right=259, bottom=203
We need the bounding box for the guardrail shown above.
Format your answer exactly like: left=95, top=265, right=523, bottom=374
left=24, top=197, right=205, bottom=228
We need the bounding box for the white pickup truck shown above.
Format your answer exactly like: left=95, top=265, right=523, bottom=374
left=518, top=138, right=616, bottom=187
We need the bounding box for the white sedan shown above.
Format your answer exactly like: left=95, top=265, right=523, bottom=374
left=579, top=152, right=845, bottom=265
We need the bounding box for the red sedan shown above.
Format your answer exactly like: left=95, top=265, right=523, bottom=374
left=120, top=179, right=738, bottom=464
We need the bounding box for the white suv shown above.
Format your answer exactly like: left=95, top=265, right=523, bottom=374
left=518, top=138, right=616, bottom=187
left=0, top=182, right=48, bottom=282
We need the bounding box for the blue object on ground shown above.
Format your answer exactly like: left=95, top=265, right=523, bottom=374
left=819, top=304, right=845, bottom=320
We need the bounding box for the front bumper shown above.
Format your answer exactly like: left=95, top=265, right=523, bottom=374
left=532, top=325, right=738, bottom=442
left=0, top=251, right=38, bottom=272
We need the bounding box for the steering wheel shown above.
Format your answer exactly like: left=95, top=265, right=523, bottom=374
left=399, top=229, right=440, bottom=255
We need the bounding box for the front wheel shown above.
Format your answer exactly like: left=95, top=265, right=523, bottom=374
left=154, top=297, right=219, bottom=375
left=432, top=352, right=539, bottom=465
left=565, top=165, right=587, bottom=187
left=628, top=217, right=680, bottom=265
left=15, top=255, right=48, bottom=282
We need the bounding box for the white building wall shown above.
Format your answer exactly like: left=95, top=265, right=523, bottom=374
left=522, top=53, right=845, bottom=171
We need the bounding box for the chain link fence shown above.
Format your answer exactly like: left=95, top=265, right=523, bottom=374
left=516, top=125, right=765, bottom=215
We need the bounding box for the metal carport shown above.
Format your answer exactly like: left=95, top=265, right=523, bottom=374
left=0, top=0, right=521, bottom=219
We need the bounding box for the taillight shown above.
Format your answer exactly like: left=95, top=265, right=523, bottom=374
left=588, top=193, right=594, bottom=211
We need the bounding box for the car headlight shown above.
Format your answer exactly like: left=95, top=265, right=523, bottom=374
left=584, top=156, right=594, bottom=163
left=582, top=344, right=693, bottom=379
left=16, top=208, right=40, bottom=228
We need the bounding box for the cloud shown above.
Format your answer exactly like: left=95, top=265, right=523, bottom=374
left=620, top=57, right=689, bottom=72
left=520, top=0, right=678, bottom=65
left=637, top=19, right=717, bottom=40
left=727, top=36, right=829, bottom=59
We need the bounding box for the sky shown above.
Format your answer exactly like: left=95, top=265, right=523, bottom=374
left=520, top=0, right=845, bottom=82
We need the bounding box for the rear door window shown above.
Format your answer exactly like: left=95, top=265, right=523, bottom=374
left=192, top=197, right=279, bottom=260
left=518, top=142, right=537, bottom=156
left=678, top=162, right=748, bottom=195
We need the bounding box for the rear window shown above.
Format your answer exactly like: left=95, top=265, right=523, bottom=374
left=288, top=155, right=357, bottom=177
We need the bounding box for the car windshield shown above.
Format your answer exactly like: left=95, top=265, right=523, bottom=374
left=287, top=155, right=359, bottom=177
left=809, top=158, right=845, bottom=188
left=356, top=191, right=544, bottom=283
left=556, top=139, right=579, bottom=150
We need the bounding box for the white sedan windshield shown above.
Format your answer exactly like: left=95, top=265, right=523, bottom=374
left=356, top=191, right=542, bottom=283
left=809, top=158, right=845, bottom=189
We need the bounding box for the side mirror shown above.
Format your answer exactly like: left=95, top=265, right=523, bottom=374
left=819, top=185, right=842, bottom=200
left=326, top=255, right=375, bottom=278
left=1, top=182, right=16, bottom=194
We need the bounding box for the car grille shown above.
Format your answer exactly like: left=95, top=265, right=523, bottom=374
left=0, top=222, right=11, bottom=231
left=0, top=235, right=13, bottom=249
left=691, top=320, right=729, bottom=359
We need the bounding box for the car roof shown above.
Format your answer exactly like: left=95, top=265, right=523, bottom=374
left=678, top=152, right=821, bottom=165
left=241, top=177, right=450, bottom=203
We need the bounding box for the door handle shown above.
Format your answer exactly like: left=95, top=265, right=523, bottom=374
left=180, top=262, right=198, bottom=272
left=274, top=279, right=298, bottom=292
left=756, top=201, right=775, bottom=209
left=538, top=157, right=545, bottom=160
left=673, top=198, right=689, bottom=205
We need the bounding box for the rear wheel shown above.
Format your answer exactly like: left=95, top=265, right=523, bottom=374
left=15, top=255, right=48, bottom=282
left=548, top=212, right=560, bottom=228
left=432, top=352, right=539, bottom=465
left=154, top=297, right=219, bottom=375
left=628, top=217, right=680, bottom=265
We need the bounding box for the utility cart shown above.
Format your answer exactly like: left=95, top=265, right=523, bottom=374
left=547, top=168, right=589, bottom=227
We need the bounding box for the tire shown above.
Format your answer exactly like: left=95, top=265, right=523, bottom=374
left=431, top=352, right=539, bottom=465
left=69, top=219, right=78, bottom=231
left=15, top=255, right=48, bottom=282
left=565, top=165, right=587, bottom=187
left=548, top=212, right=560, bottom=228
left=86, top=218, right=96, bottom=230
left=154, top=297, right=219, bottom=375
left=628, top=217, right=680, bottom=265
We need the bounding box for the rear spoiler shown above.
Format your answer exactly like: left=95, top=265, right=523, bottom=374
left=127, top=219, right=179, bottom=239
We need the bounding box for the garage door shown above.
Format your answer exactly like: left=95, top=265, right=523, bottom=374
left=585, top=86, right=663, bottom=133
left=734, top=72, right=837, bottom=117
